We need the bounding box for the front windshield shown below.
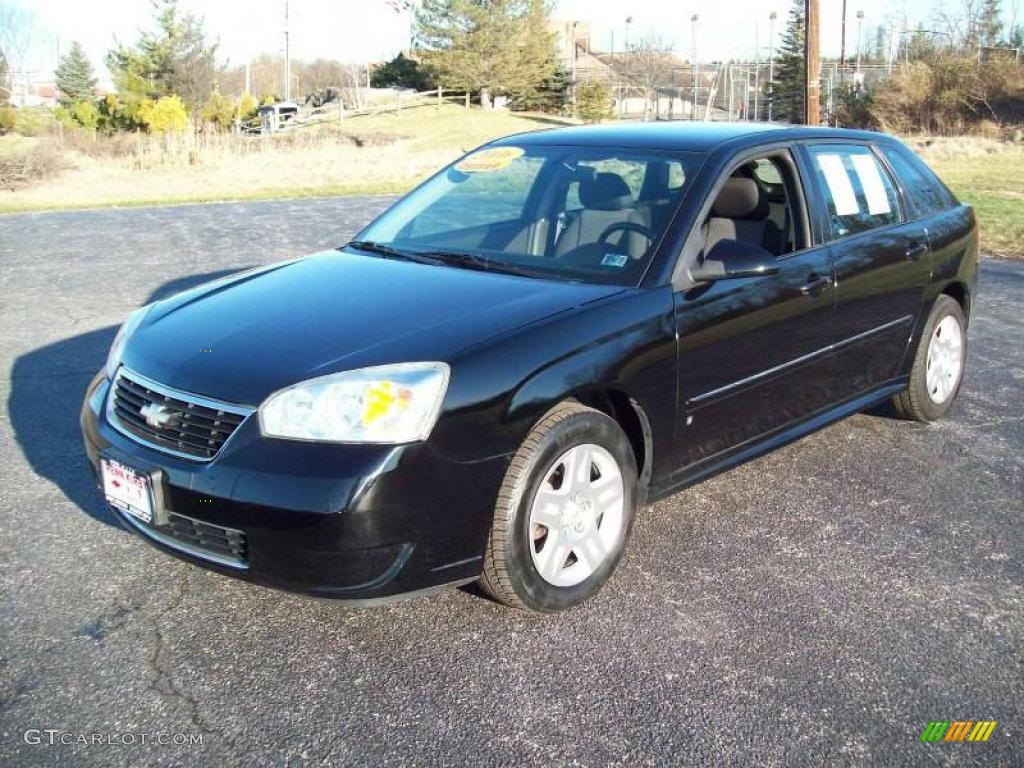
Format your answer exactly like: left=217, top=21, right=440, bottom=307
left=354, top=144, right=704, bottom=285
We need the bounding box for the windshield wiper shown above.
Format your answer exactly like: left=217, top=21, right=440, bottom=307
left=344, top=240, right=435, bottom=265
left=346, top=241, right=536, bottom=278
left=411, top=249, right=537, bottom=278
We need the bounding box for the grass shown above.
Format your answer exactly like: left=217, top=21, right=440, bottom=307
left=0, top=134, right=37, bottom=156
left=0, top=105, right=573, bottom=213
left=915, top=138, right=1024, bottom=259
left=0, top=111, right=1021, bottom=258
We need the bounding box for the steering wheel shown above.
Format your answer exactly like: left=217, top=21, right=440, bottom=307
left=598, top=221, right=656, bottom=247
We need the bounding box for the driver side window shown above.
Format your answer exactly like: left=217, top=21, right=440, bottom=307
left=702, top=154, right=804, bottom=261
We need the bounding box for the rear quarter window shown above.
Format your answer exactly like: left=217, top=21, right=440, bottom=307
left=877, top=144, right=957, bottom=218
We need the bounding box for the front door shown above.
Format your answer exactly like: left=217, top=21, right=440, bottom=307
left=669, top=151, right=839, bottom=475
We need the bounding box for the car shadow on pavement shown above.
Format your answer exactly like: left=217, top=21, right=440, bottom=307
left=8, top=268, right=251, bottom=529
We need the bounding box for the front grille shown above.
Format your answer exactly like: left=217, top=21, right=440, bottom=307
left=108, top=368, right=252, bottom=461
left=115, top=505, right=248, bottom=568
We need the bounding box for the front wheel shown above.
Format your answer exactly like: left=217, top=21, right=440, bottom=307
left=480, top=402, right=638, bottom=612
left=893, top=295, right=967, bottom=422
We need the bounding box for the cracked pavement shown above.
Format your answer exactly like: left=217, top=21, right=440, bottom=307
left=1, top=198, right=1022, bottom=766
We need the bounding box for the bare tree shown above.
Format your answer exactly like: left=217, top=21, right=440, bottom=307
left=344, top=62, right=366, bottom=109
left=623, top=34, right=676, bottom=120
left=0, top=2, right=34, bottom=103
left=301, top=59, right=346, bottom=94
left=936, top=0, right=984, bottom=48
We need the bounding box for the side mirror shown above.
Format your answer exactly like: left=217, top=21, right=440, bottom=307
left=690, top=239, right=780, bottom=282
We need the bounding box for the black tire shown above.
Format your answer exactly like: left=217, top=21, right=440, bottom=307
left=480, top=401, right=638, bottom=612
left=892, top=295, right=967, bottom=422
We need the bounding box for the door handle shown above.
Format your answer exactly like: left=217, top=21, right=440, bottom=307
left=800, top=274, right=833, bottom=295
left=905, top=242, right=929, bottom=260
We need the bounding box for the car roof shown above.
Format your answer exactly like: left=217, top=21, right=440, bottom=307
left=491, top=121, right=896, bottom=153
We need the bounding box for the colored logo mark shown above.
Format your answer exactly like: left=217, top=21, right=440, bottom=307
left=921, top=721, right=997, bottom=742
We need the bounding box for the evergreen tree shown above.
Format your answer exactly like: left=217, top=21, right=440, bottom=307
left=977, top=0, right=1004, bottom=47
left=371, top=53, right=436, bottom=90
left=511, top=63, right=569, bottom=111
left=0, top=49, right=9, bottom=104
left=54, top=41, right=97, bottom=105
left=105, top=0, right=217, bottom=114
left=415, top=0, right=557, bottom=107
left=770, top=0, right=806, bottom=124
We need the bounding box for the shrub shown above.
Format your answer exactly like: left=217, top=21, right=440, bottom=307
left=12, top=107, right=51, bottom=137
left=974, top=119, right=1003, bottom=139
left=96, top=93, right=142, bottom=133
left=834, top=83, right=877, bottom=130
left=238, top=93, right=258, bottom=120
left=0, top=104, right=15, bottom=135
left=867, top=54, right=1024, bottom=134
left=201, top=91, right=235, bottom=132
left=0, top=144, right=66, bottom=190
left=70, top=100, right=100, bottom=131
left=138, top=95, right=188, bottom=134
left=575, top=81, right=614, bottom=123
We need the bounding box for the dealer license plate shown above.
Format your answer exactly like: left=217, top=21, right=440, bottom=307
left=101, top=459, right=153, bottom=524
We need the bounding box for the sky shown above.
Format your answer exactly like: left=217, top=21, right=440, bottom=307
left=7, top=0, right=1022, bottom=86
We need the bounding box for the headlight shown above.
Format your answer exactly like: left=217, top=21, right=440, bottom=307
left=258, top=363, right=451, bottom=444
left=105, top=305, right=151, bottom=379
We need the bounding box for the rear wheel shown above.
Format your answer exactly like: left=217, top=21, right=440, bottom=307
left=893, top=295, right=967, bottom=422
left=480, top=402, right=637, bottom=612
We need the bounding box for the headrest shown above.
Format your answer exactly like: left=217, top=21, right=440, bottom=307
left=579, top=172, right=633, bottom=211
left=712, top=177, right=767, bottom=220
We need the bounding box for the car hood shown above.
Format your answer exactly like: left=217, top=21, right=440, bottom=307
left=122, top=250, right=623, bottom=405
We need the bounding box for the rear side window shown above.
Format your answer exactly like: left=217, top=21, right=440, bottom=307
left=877, top=144, right=955, bottom=217
left=808, top=144, right=903, bottom=239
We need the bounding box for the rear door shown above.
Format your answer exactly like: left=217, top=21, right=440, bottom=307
left=801, top=142, right=931, bottom=396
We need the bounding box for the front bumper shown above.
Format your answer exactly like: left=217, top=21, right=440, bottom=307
left=81, top=370, right=509, bottom=601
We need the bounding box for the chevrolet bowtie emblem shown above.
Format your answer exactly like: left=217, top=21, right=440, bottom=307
left=139, top=402, right=176, bottom=429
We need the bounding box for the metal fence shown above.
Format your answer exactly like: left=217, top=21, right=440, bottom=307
left=570, top=62, right=905, bottom=123
left=571, top=55, right=1022, bottom=124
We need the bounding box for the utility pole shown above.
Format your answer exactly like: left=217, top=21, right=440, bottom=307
left=245, top=60, right=251, bottom=96
left=691, top=14, right=699, bottom=121
left=855, top=11, right=864, bottom=75
left=284, top=1, right=291, bottom=102
left=571, top=21, right=578, bottom=84
left=887, top=23, right=897, bottom=73
left=571, top=20, right=578, bottom=112
left=805, top=0, right=821, bottom=125
left=768, top=11, right=777, bottom=121
left=839, top=0, right=848, bottom=83
left=754, top=20, right=760, bottom=120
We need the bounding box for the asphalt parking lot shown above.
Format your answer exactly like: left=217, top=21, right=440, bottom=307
left=1, top=197, right=1021, bottom=767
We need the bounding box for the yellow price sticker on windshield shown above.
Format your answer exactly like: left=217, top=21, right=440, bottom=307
left=455, top=147, right=524, bottom=174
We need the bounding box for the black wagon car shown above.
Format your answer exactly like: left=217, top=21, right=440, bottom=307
left=82, top=122, right=977, bottom=612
